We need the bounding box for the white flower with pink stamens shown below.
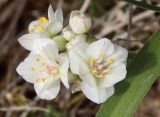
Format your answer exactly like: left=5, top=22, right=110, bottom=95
left=69, top=38, right=128, bottom=104
left=16, top=39, right=69, bottom=100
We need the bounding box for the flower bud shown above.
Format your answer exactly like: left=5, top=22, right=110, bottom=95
left=62, top=26, right=76, bottom=41
left=69, top=10, right=92, bottom=34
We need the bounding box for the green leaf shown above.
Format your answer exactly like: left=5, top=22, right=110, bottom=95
left=125, top=0, right=160, bottom=12
left=96, top=29, right=160, bottom=117
left=127, top=53, right=136, bottom=65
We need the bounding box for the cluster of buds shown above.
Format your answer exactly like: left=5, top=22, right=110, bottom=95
left=16, top=5, right=128, bottom=104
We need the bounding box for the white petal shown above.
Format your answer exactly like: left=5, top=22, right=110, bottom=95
left=16, top=53, right=48, bottom=83
left=55, top=7, right=63, bottom=24
left=28, top=20, right=39, bottom=33
left=70, top=10, right=80, bottom=17
left=86, top=38, right=114, bottom=59
left=57, top=53, right=69, bottom=88
left=32, top=38, right=58, bottom=60
left=81, top=81, right=114, bottom=104
left=100, top=63, right=127, bottom=87
left=34, top=79, right=60, bottom=100
left=48, top=5, right=55, bottom=22
left=69, top=41, right=88, bottom=74
left=108, top=45, right=128, bottom=64
left=79, top=60, right=97, bottom=87
left=18, top=34, right=40, bottom=51
left=46, top=21, right=63, bottom=36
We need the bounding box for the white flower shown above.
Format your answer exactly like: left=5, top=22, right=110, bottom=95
left=18, top=5, right=63, bottom=51
left=28, top=5, right=63, bottom=36
left=16, top=39, right=69, bottom=100
left=69, top=38, right=128, bottom=104
left=69, top=10, right=92, bottom=34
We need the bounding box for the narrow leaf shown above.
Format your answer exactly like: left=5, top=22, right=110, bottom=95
left=96, top=29, right=160, bottom=117
left=125, top=0, right=160, bottom=12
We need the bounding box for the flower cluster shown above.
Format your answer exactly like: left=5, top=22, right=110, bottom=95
left=16, top=5, right=128, bottom=104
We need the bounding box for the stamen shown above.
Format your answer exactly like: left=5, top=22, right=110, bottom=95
left=31, top=67, right=35, bottom=72
left=46, top=65, right=58, bottom=76
left=97, top=55, right=105, bottom=63
left=103, top=67, right=111, bottom=73
left=36, top=58, right=40, bottom=62
left=98, top=73, right=104, bottom=79
left=89, top=55, right=113, bottom=79
left=39, top=17, right=48, bottom=23
left=41, top=62, right=46, bottom=66
left=91, top=68, right=97, bottom=73
left=89, top=58, right=94, bottom=65
left=35, top=78, right=45, bottom=82
left=108, top=59, right=113, bottom=64
left=98, top=64, right=103, bottom=69
left=37, top=25, right=44, bottom=31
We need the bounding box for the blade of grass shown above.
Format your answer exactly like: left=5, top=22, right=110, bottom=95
left=125, top=0, right=160, bottom=12
left=96, top=29, right=160, bottom=117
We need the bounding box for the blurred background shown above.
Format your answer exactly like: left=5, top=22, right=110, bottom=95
left=0, top=0, right=160, bottom=117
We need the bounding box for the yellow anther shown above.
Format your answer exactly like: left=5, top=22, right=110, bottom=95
left=36, top=58, right=40, bottom=62
left=89, top=58, right=94, bottom=65
left=98, top=73, right=104, bottom=79
left=31, top=67, right=35, bottom=72
left=99, top=55, right=106, bottom=59
left=92, top=69, right=97, bottom=73
left=29, top=28, right=34, bottom=33
left=39, top=17, right=48, bottom=23
left=37, top=25, right=44, bottom=31
left=35, top=78, right=45, bottom=82
left=108, top=59, right=113, bottom=64
left=41, top=62, right=46, bottom=66
left=106, top=67, right=111, bottom=71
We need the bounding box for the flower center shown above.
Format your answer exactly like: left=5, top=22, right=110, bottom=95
left=29, top=17, right=48, bottom=33
left=33, top=57, right=59, bottom=83
left=46, top=64, right=58, bottom=76
left=89, top=55, right=113, bottom=79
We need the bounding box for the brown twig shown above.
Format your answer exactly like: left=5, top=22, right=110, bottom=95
left=96, top=10, right=155, bottom=38
left=0, top=0, right=27, bottom=48
left=80, top=0, right=90, bottom=13
left=0, top=106, right=49, bottom=112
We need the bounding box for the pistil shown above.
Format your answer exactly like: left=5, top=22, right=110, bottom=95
left=89, top=56, right=113, bottom=79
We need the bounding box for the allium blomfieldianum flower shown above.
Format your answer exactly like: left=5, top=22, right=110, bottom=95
left=17, top=39, right=69, bottom=100
left=18, top=5, right=63, bottom=51
left=69, top=38, right=128, bottom=104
